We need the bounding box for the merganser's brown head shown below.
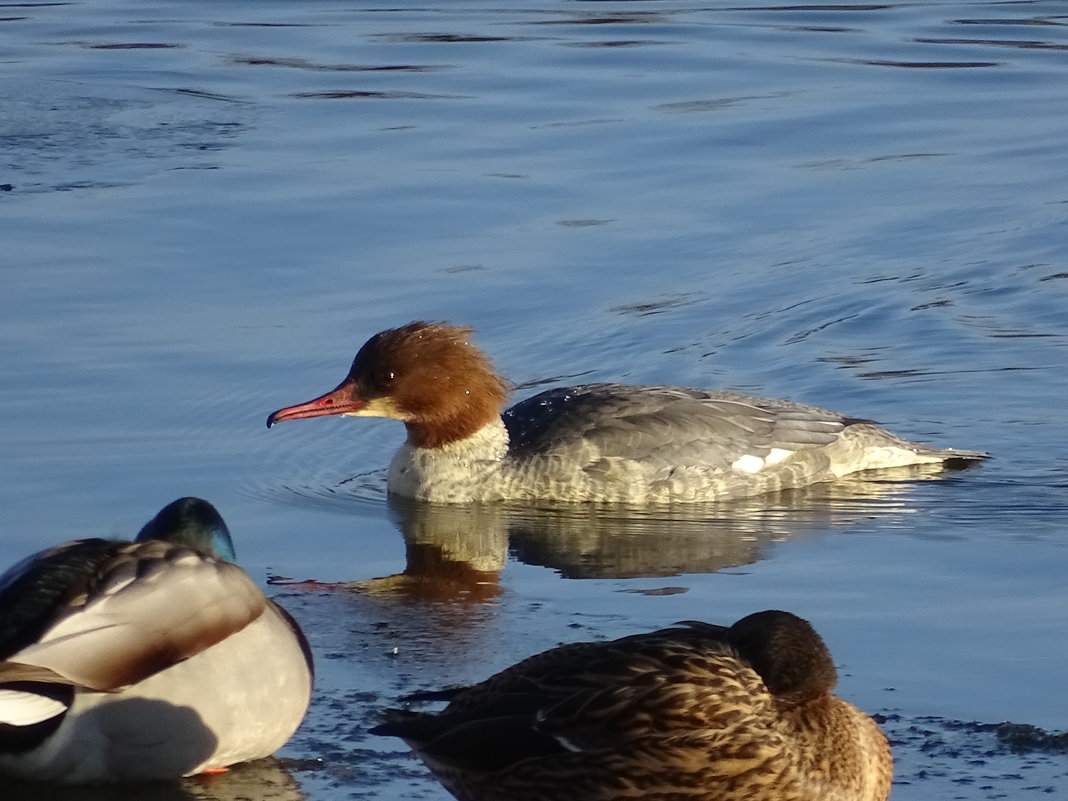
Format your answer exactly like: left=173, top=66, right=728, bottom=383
left=266, top=321, right=509, bottom=449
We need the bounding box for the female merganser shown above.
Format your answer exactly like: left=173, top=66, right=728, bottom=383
left=266, top=321, right=985, bottom=504
left=370, top=610, right=893, bottom=801
left=0, top=498, right=313, bottom=783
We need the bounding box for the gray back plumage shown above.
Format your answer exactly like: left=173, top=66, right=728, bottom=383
left=504, top=384, right=849, bottom=468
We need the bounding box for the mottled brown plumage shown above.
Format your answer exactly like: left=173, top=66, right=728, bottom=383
left=372, top=611, right=892, bottom=801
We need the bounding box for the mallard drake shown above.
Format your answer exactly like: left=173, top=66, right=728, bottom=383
left=371, top=610, right=892, bottom=801
left=0, top=498, right=313, bottom=783
left=266, top=321, right=986, bottom=504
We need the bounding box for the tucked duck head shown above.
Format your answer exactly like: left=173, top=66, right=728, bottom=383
left=135, top=497, right=236, bottom=563
left=0, top=497, right=313, bottom=784
left=729, top=609, right=837, bottom=701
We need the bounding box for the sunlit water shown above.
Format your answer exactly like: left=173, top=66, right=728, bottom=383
left=2, top=1, right=1067, bottom=799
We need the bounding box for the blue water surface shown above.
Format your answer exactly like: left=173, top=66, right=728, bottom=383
left=2, top=1, right=1067, bottom=799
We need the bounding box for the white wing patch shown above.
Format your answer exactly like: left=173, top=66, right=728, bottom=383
left=730, top=455, right=765, bottom=473
left=0, top=688, right=68, bottom=726
left=765, top=448, right=794, bottom=465
left=731, top=449, right=794, bottom=473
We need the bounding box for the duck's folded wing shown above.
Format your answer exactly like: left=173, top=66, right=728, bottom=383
left=7, top=540, right=266, bottom=691
left=535, top=659, right=767, bottom=750
left=378, top=628, right=750, bottom=772
left=506, top=384, right=846, bottom=468
left=438, top=623, right=734, bottom=717
left=377, top=646, right=772, bottom=776
left=0, top=538, right=127, bottom=660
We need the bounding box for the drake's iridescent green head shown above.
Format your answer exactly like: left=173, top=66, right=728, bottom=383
left=136, top=497, right=237, bottom=563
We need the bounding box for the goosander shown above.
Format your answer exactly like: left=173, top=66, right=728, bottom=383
left=266, top=321, right=985, bottom=504
left=370, top=610, right=892, bottom=801
left=0, top=498, right=313, bottom=783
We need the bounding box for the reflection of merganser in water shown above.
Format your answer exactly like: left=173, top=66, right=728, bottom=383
left=370, top=610, right=893, bottom=801
left=267, top=321, right=986, bottom=504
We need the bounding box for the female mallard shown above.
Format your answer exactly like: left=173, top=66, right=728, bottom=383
left=372, top=610, right=891, bottom=801
left=0, top=497, right=313, bottom=783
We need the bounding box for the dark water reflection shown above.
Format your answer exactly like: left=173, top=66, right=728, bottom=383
left=6, top=759, right=306, bottom=801
left=296, top=464, right=979, bottom=599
